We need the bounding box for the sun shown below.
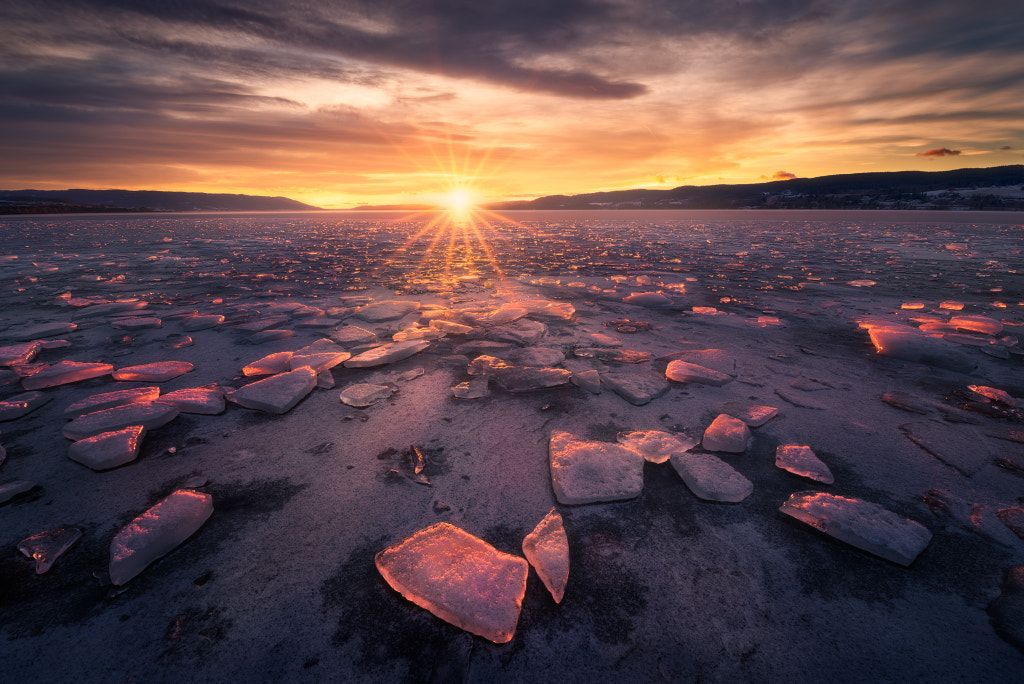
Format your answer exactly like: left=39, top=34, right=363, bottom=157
left=443, top=187, right=477, bottom=217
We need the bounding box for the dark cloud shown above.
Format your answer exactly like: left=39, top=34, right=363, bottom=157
left=916, top=148, right=962, bottom=158
left=772, top=171, right=797, bottom=180
left=1000, top=145, right=1014, bottom=150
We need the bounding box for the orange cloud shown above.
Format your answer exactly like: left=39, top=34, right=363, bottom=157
left=772, top=170, right=797, bottom=180
left=916, top=147, right=961, bottom=157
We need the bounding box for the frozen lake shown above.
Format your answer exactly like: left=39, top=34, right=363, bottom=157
left=1, top=210, right=1022, bottom=682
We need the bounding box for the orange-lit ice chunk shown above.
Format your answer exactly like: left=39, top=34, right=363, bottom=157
left=716, top=401, right=778, bottom=427
left=67, top=425, right=145, bottom=470
left=353, top=300, right=420, bottom=322
left=780, top=491, right=931, bottom=566
left=22, top=360, right=113, bottom=390
left=226, top=366, right=316, bottom=413
left=665, top=360, right=733, bottom=386
left=18, top=526, right=82, bottom=574
left=375, top=523, right=529, bottom=643
left=949, top=315, right=1002, bottom=335
left=670, top=451, right=753, bottom=502
left=968, top=385, right=1018, bottom=408
left=344, top=340, right=430, bottom=368
left=939, top=300, right=964, bottom=311
left=182, top=314, right=224, bottom=331
left=549, top=431, right=644, bottom=504
left=63, top=402, right=178, bottom=440
left=243, top=351, right=294, bottom=376
left=109, top=489, right=213, bottom=586
left=775, top=445, right=834, bottom=484
left=522, top=508, right=569, bottom=603
left=617, top=429, right=696, bottom=464
left=701, top=414, right=751, bottom=453
left=156, top=386, right=226, bottom=415
left=623, top=291, right=672, bottom=306
left=0, top=341, right=42, bottom=366
left=289, top=339, right=350, bottom=373
left=0, top=391, right=51, bottom=421
left=867, top=327, right=976, bottom=373
left=113, top=361, right=193, bottom=382
left=64, top=386, right=160, bottom=418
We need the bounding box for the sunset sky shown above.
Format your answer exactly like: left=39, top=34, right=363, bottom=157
left=2, top=0, right=1022, bottom=208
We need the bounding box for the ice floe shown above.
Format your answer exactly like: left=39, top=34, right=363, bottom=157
left=226, top=367, right=317, bottom=414
left=113, top=361, right=194, bottom=382
left=775, top=445, right=834, bottom=484
left=522, top=508, right=569, bottom=603
left=22, top=360, right=113, bottom=390
left=67, top=425, right=146, bottom=470
left=618, top=429, right=697, bottom=464
left=701, top=414, right=751, bottom=453
left=63, top=402, right=179, bottom=440
left=670, top=451, right=753, bottom=502
left=549, top=431, right=644, bottom=505
left=339, top=383, right=392, bottom=407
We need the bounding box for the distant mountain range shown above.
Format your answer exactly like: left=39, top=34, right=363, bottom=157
left=487, top=165, right=1024, bottom=211
left=0, top=189, right=321, bottom=214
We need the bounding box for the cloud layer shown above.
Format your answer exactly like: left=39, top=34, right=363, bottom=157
left=2, top=0, right=1022, bottom=205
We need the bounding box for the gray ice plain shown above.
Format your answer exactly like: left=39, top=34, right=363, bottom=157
left=0, top=209, right=1023, bottom=681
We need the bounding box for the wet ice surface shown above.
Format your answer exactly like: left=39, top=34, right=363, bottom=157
left=1, top=209, right=1023, bottom=681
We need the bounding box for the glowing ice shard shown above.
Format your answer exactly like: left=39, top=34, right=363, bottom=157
left=339, top=383, right=392, bottom=407
left=250, top=329, right=295, bottom=344
left=375, top=523, right=528, bottom=643
left=618, top=430, right=697, bottom=464
left=900, top=421, right=991, bottom=476
left=452, top=377, right=489, bottom=399
left=949, top=315, right=1002, bottom=335
left=549, top=431, right=644, bottom=505
left=522, top=508, right=569, bottom=603
left=780, top=491, right=931, bottom=566
left=182, top=314, right=224, bottom=331
left=67, top=425, right=145, bottom=470
left=623, top=291, right=672, bottom=306
left=353, top=300, right=420, bottom=322
left=716, top=401, right=778, bottom=427
left=18, top=526, right=82, bottom=573
left=0, top=391, right=51, bottom=421
left=939, top=300, right=964, bottom=311
left=428, top=319, right=472, bottom=335
left=344, top=340, right=430, bottom=368
left=492, top=366, right=572, bottom=392
left=701, top=414, right=751, bottom=453
left=969, top=385, right=1019, bottom=408
left=330, top=325, right=378, bottom=346
left=64, top=386, right=160, bottom=418
left=113, top=361, right=193, bottom=382
left=21, top=360, right=112, bottom=390
left=226, top=366, right=317, bottom=414
left=0, top=341, right=42, bottom=366
left=108, top=489, right=213, bottom=586
left=775, top=445, right=834, bottom=484
left=63, top=402, right=178, bottom=440
left=670, top=452, right=753, bottom=502
left=463, top=306, right=528, bottom=327
left=156, top=386, right=225, bottom=415
left=289, top=340, right=351, bottom=373
left=665, top=360, right=733, bottom=386
left=242, top=351, right=294, bottom=376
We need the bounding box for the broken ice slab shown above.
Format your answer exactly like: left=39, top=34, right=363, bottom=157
left=64, top=386, right=160, bottom=418
left=339, top=383, right=392, bottom=407
left=0, top=391, right=51, bottom=421
left=601, top=371, right=669, bottom=406
left=0, top=479, right=37, bottom=504
left=18, top=526, right=82, bottom=573
left=233, top=317, right=288, bottom=334
left=110, top=317, right=162, bottom=331
left=108, top=489, right=213, bottom=586
left=716, top=401, right=778, bottom=427
left=182, top=314, right=225, bottom=331
left=226, top=366, right=317, bottom=414
left=775, top=445, right=834, bottom=484
left=289, top=339, right=351, bottom=373
left=922, top=490, right=1023, bottom=548
left=549, top=431, right=644, bottom=505
left=701, top=414, right=751, bottom=453
left=243, top=351, right=294, bottom=376
left=900, top=421, right=992, bottom=476
left=156, top=386, right=225, bottom=415
left=880, top=391, right=932, bottom=415
left=461, top=306, right=528, bottom=327
left=329, top=325, right=378, bottom=346
left=780, top=491, right=932, bottom=566
left=622, top=291, right=672, bottom=307
left=968, top=385, right=1019, bottom=408
left=665, top=360, right=733, bottom=386
left=573, top=348, right=651, bottom=364
left=0, top=341, right=42, bottom=367
left=22, top=360, right=113, bottom=390
left=660, top=349, right=737, bottom=376
left=428, top=319, right=472, bottom=336
left=352, top=300, right=421, bottom=322
left=63, top=402, right=179, bottom=440
left=618, top=430, right=697, bottom=464
left=867, top=327, right=977, bottom=373
left=250, top=329, right=295, bottom=344
left=774, top=387, right=829, bottom=410
left=73, top=300, right=148, bottom=319
left=4, top=321, right=77, bottom=340
left=112, top=361, right=193, bottom=382
left=317, top=370, right=335, bottom=389
left=67, top=425, right=146, bottom=470
left=376, top=523, right=529, bottom=643
left=939, top=300, right=965, bottom=311
left=344, top=340, right=430, bottom=368
left=452, top=377, right=489, bottom=399
left=492, top=366, right=572, bottom=393
left=467, top=354, right=507, bottom=376
left=522, top=508, right=569, bottom=603
left=949, top=315, right=1002, bottom=335
left=571, top=369, right=602, bottom=394
left=670, top=452, right=753, bottom=503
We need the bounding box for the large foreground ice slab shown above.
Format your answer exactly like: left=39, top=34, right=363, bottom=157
left=868, top=328, right=977, bottom=373
left=63, top=402, right=178, bottom=440
left=522, top=508, right=569, bottom=603
left=375, top=523, right=529, bottom=643
left=109, top=489, right=213, bottom=586
left=226, top=367, right=317, bottom=414
left=22, top=361, right=113, bottom=390
left=64, top=386, right=160, bottom=418
left=549, top=431, right=644, bottom=504
left=780, top=491, right=932, bottom=566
